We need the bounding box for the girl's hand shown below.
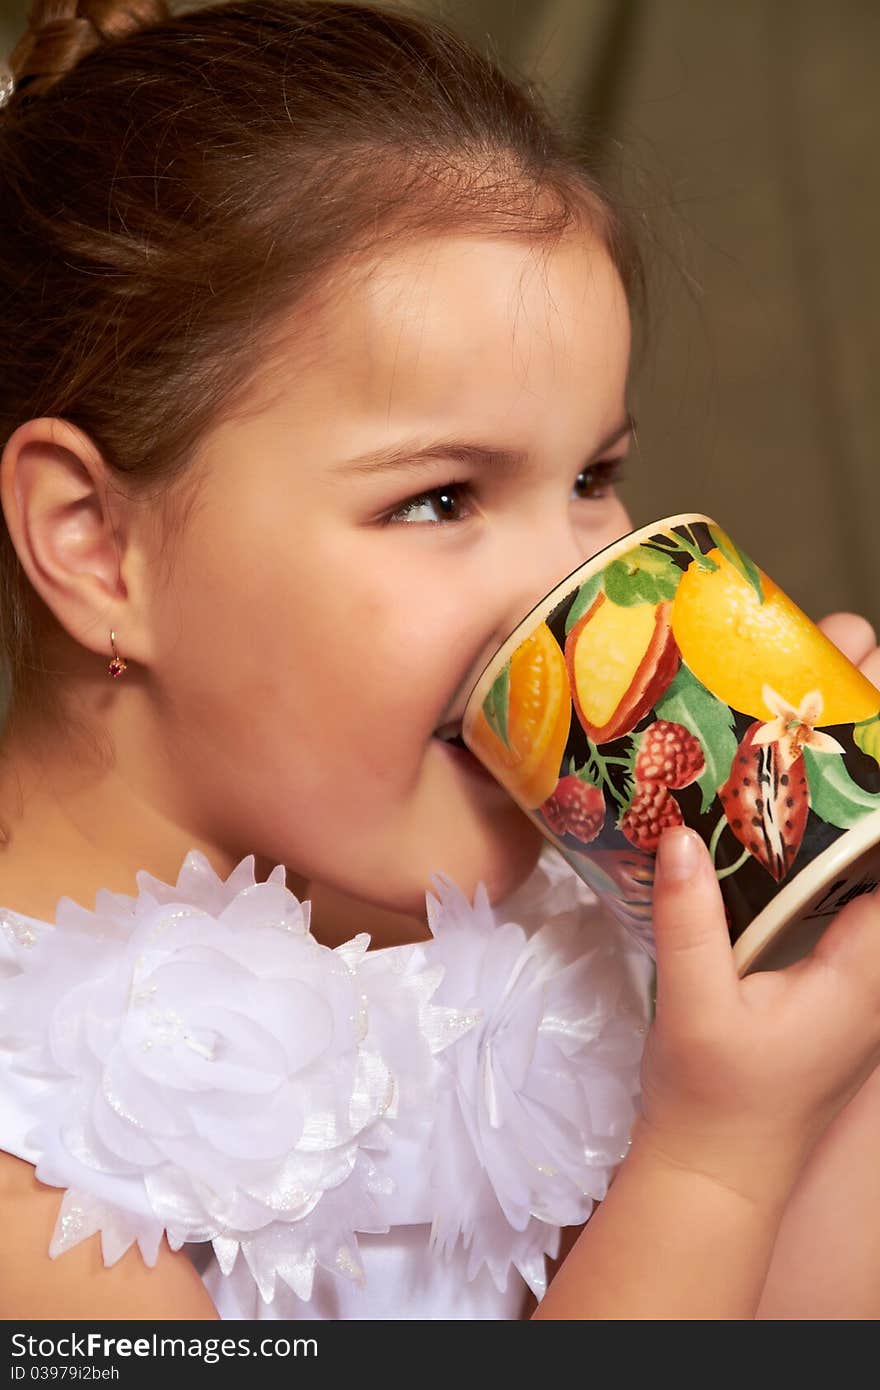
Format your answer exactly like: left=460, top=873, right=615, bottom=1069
left=817, top=611, right=880, bottom=686
left=637, top=827, right=880, bottom=1210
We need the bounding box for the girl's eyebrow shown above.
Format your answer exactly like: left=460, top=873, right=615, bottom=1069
left=337, top=415, right=635, bottom=477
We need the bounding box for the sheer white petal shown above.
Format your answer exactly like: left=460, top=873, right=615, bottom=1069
left=0, top=847, right=648, bottom=1308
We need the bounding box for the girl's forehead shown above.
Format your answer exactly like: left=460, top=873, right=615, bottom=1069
left=264, top=230, right=629, bottom=421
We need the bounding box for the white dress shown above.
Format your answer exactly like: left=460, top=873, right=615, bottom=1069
left=0, top=847, right=650, bottom=1320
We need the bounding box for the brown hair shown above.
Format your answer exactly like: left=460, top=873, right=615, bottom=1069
left=0, top=0, right=644, bottom=732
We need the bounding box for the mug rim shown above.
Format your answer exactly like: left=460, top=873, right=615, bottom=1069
left=463, top=511, right=716, bottom=723
left=733, top=806, right=880, bottom=973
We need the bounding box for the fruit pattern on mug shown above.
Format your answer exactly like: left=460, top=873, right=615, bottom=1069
left=468, top=621, right=571, bottom=807
left=476, top=521, right=880, bottom=942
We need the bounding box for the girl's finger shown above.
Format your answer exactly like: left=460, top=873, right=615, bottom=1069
left=808, top=887, right=880, bottom=1011
left=652, top=827, right=738, bottom=1021
left=817, top=611, right=877, bottom=667
left=856, top=649, right=880, bottom=690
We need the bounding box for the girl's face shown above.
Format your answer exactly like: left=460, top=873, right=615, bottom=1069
left=149, top=229, right=633, bottom=912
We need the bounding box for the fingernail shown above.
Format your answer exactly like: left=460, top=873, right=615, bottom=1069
left=656, top=827, right=703, bottom=882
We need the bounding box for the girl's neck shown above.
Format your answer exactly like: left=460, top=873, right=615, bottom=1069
left=0, top=751, right=233, bottom=924
left=304, top=879, right=433, bottom=951
left=0, top=723, right=432, bottom=950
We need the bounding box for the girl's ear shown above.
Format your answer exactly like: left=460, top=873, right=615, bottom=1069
left=0, top=418, right=152, bottom=667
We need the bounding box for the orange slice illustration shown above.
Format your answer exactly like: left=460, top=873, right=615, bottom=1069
left=467, top=622, right=571, bottom=808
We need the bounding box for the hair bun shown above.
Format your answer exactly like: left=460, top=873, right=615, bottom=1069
left=9, top=0, right=171, bottom=97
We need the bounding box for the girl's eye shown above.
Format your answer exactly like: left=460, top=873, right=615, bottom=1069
left=382, top=458, right=625, bottom=526
left=572, top=459, right=625, bottom=500
left=383, top=483, right=473, bottom=526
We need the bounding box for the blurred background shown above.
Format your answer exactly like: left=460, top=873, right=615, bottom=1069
left=1, top=0, right=877, bottom=622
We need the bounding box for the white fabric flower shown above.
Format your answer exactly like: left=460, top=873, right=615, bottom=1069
left=0, top=851, right=413, bottom=1302
left=0, top=845, right=649, bottom=1313
left=424, top=867, right=646, bottom=1300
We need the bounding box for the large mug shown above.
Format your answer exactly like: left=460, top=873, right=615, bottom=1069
left=462, top=514, right=880, bottom=974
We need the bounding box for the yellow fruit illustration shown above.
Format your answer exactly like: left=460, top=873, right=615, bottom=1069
left=466, top=622, right=571, bottom=808
left=565, top=594, right=680, bottom=742
left=671, top=548, right=880, bottom=724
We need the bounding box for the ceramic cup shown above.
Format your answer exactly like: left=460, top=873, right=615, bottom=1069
left=462, top=513, right=880, bottom=974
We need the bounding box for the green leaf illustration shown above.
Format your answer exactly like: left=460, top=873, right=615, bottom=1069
left=654, top=664, right=738, bottom=813
left=604, top=546, right=683, bottom=607
left=482, top=665, right=511, bottom=749
left=708, top=524, right=764, bottom=604
left=803, top=746, right=880, bottom=829
left=854, top=716, right=880, bottom=770
left=564, top=572, right=604, bottom=635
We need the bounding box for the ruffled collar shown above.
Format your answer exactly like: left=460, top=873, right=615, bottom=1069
left=0, top=848, right=648, bottom=1308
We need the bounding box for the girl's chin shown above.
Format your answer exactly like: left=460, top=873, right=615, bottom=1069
left=410, top=811, right=545, bottom=911
left=296, top=785, right=547, bottom=923
left=302, top=823, right=546, bottom=951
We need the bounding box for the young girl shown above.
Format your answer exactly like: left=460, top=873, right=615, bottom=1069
left=1, top=0, right=879, bottom=1322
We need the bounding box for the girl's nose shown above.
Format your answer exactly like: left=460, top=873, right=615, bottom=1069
left=494, top=519, right=592, bottom=643
left=454, top=521, right=598, bottom=726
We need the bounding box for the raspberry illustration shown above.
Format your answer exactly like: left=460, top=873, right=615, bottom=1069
left=634, top=720, right=706, bottom=790
left=619, top=781, right=684, bottom=852
left=540, top=776, right=605, bottom=844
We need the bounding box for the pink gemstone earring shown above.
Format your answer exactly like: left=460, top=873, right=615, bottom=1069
left=108, top=630, right=127, bottom=679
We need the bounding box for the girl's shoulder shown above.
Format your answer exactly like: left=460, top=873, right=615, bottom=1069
left=0, top=1146, right=216, bottom=1319
left=0, top=848, right=649, bottom=1314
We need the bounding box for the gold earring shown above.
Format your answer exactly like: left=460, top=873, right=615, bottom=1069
left=108, top=630, right=127, bottom=679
